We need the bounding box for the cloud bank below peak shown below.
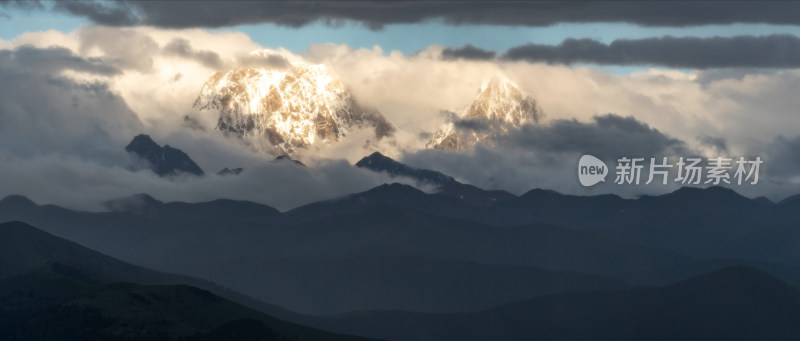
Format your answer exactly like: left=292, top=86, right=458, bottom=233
left=3, top=26, right=800, bottom=206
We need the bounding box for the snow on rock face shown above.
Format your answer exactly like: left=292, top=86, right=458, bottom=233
left=427, top=76, right=544, bottom=150
left=194, top=62, right=394, bottom=155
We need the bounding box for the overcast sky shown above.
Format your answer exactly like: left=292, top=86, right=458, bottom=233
left=2, top=1, right=800, bottom=210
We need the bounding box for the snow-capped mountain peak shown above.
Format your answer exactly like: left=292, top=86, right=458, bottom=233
left=194, top=61, right=394, bottom=155
left=427, top=76, right=543, bottom=150
left=465, top=76, right=542, bottom=125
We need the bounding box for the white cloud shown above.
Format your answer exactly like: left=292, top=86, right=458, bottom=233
left=2, top=26, right=800, bottom=207
left=0, top=151, right=386, bottom=211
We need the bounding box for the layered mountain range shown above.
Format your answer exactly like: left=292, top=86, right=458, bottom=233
left=5, top=176, right=800, bottom=340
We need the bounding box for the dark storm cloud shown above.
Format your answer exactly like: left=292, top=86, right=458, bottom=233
left=404, top=114, right=690, bottom=197
left=0, top=46, right=141, bottom=163
left=1, top=45, right=120, bottom=75
left=54, top=0, right=137, bottom=25
left=441, top=45, right=497, bottom=61
left=503, top=35, right=800, bottom=69
left=163, top=38, right=223, bottom=69
left=438, top=35, right=800, bottom=69
left=20, top=1, right=800, bottom=29
left=763, top=135, right=800, bottom=181
left=402, top=115, right=689, bottom=198
left=502, top=114, right=687, bottom=158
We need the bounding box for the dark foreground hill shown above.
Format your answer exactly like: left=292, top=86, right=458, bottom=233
left=0, top=264, right=374, bottom=341
left=307, top=266, right=800, bottom=341
left=0, top=221, right=373, bottom=340
left=0, top=219, right=295, bottom=316
left=355, top=152, right=516, bottom=207
left=126, top=134, right=205, bottom=177
left=175, top=256, right=633, bottom=314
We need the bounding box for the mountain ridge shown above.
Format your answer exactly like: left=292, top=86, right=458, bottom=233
left=355, top=152, right=516, bottom=206
left=194, top=63, right=394, bottom=155
left=428, top=76, right=543, bottom=150
left=305, top=266, right=800, bottom=341
left=125, top=134, right=205, bottom=177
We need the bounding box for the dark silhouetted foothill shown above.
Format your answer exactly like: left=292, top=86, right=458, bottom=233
left=355, top=152, right=516, bottom=206
left=218, top=167, right=244, bottom=176
left=274, top=155, right=305, bottom=166
left=125, top=134, right=205, bottom=177
left=308, top=266, right=800, bottom=341
left=356, top=152, right=456, bottom=186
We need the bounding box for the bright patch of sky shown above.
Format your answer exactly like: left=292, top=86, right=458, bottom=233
left=0, top=6, right=88, bottom=39
left=223, top=20, right=800, bottom=55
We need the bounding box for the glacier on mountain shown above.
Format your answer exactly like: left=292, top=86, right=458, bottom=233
left=427, top=76, right=544, bottom=150
left=194, top=60, right=394, bottom=155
